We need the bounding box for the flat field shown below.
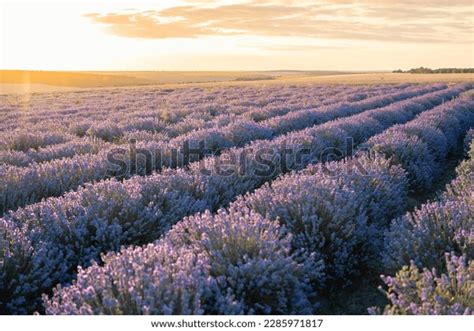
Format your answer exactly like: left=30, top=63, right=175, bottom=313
left=2, top=70, right=473, bottom=94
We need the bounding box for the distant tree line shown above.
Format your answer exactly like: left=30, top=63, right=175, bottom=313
left=393, top=67, right=474, bottom=74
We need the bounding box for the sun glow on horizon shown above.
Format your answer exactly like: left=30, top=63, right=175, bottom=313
left=1, top=0, right=473, bottom=71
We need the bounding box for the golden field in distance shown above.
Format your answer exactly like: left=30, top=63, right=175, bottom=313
left=1, top=70, right=473, bottom=94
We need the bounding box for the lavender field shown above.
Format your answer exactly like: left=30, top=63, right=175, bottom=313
left=0, top=82, right=472, bottom=315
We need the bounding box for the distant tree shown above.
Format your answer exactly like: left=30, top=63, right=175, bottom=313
left=408, top=67, right=433, bottom=74
left=433, top=68, right=474, bottom=73
left=399, top=67, right=474, bottom=74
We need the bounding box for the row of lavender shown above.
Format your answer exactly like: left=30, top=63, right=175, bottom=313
left=0, top=83, right=470, bottom=314
left=0, top=83, right=434, bottom=215
left=0, top=84, right=400, bottom=165
left=0, top=137, right=109, bottom=167
left=41, top=92, right=474, bottom=315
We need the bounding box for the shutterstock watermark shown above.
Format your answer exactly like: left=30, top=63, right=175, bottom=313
left=106, top=137, right=370, bottom=178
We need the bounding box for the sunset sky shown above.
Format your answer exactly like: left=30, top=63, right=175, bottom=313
left=1, top=0, right=473, bottom=71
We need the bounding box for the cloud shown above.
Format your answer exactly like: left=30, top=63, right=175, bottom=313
left=85, top=12, right=205, bottom=38
left=85, top=1, right=473, bottom=43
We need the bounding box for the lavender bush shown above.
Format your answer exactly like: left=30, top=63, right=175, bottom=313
left=383, top=198, right=473, bottom=273
left=0, top=138, right=107, bottom=167
left=44, top=208, right=312, bottom=315
left=372, top=254, right=473, bottom=315
left=43, top=243, right=212, bottom=315
left=365, top=132, right=436, bottom=190
left=86, top=122, right=123, bottom=142
left=0, top=130, right=75, bottom=152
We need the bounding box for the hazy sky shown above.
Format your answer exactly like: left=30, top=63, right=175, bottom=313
left=1, top=0, right=473, bottom=71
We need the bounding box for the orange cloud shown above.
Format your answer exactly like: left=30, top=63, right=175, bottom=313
left=85, top=12, right=205, bottom=38
left=85, top=1, right=473, bottom=43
